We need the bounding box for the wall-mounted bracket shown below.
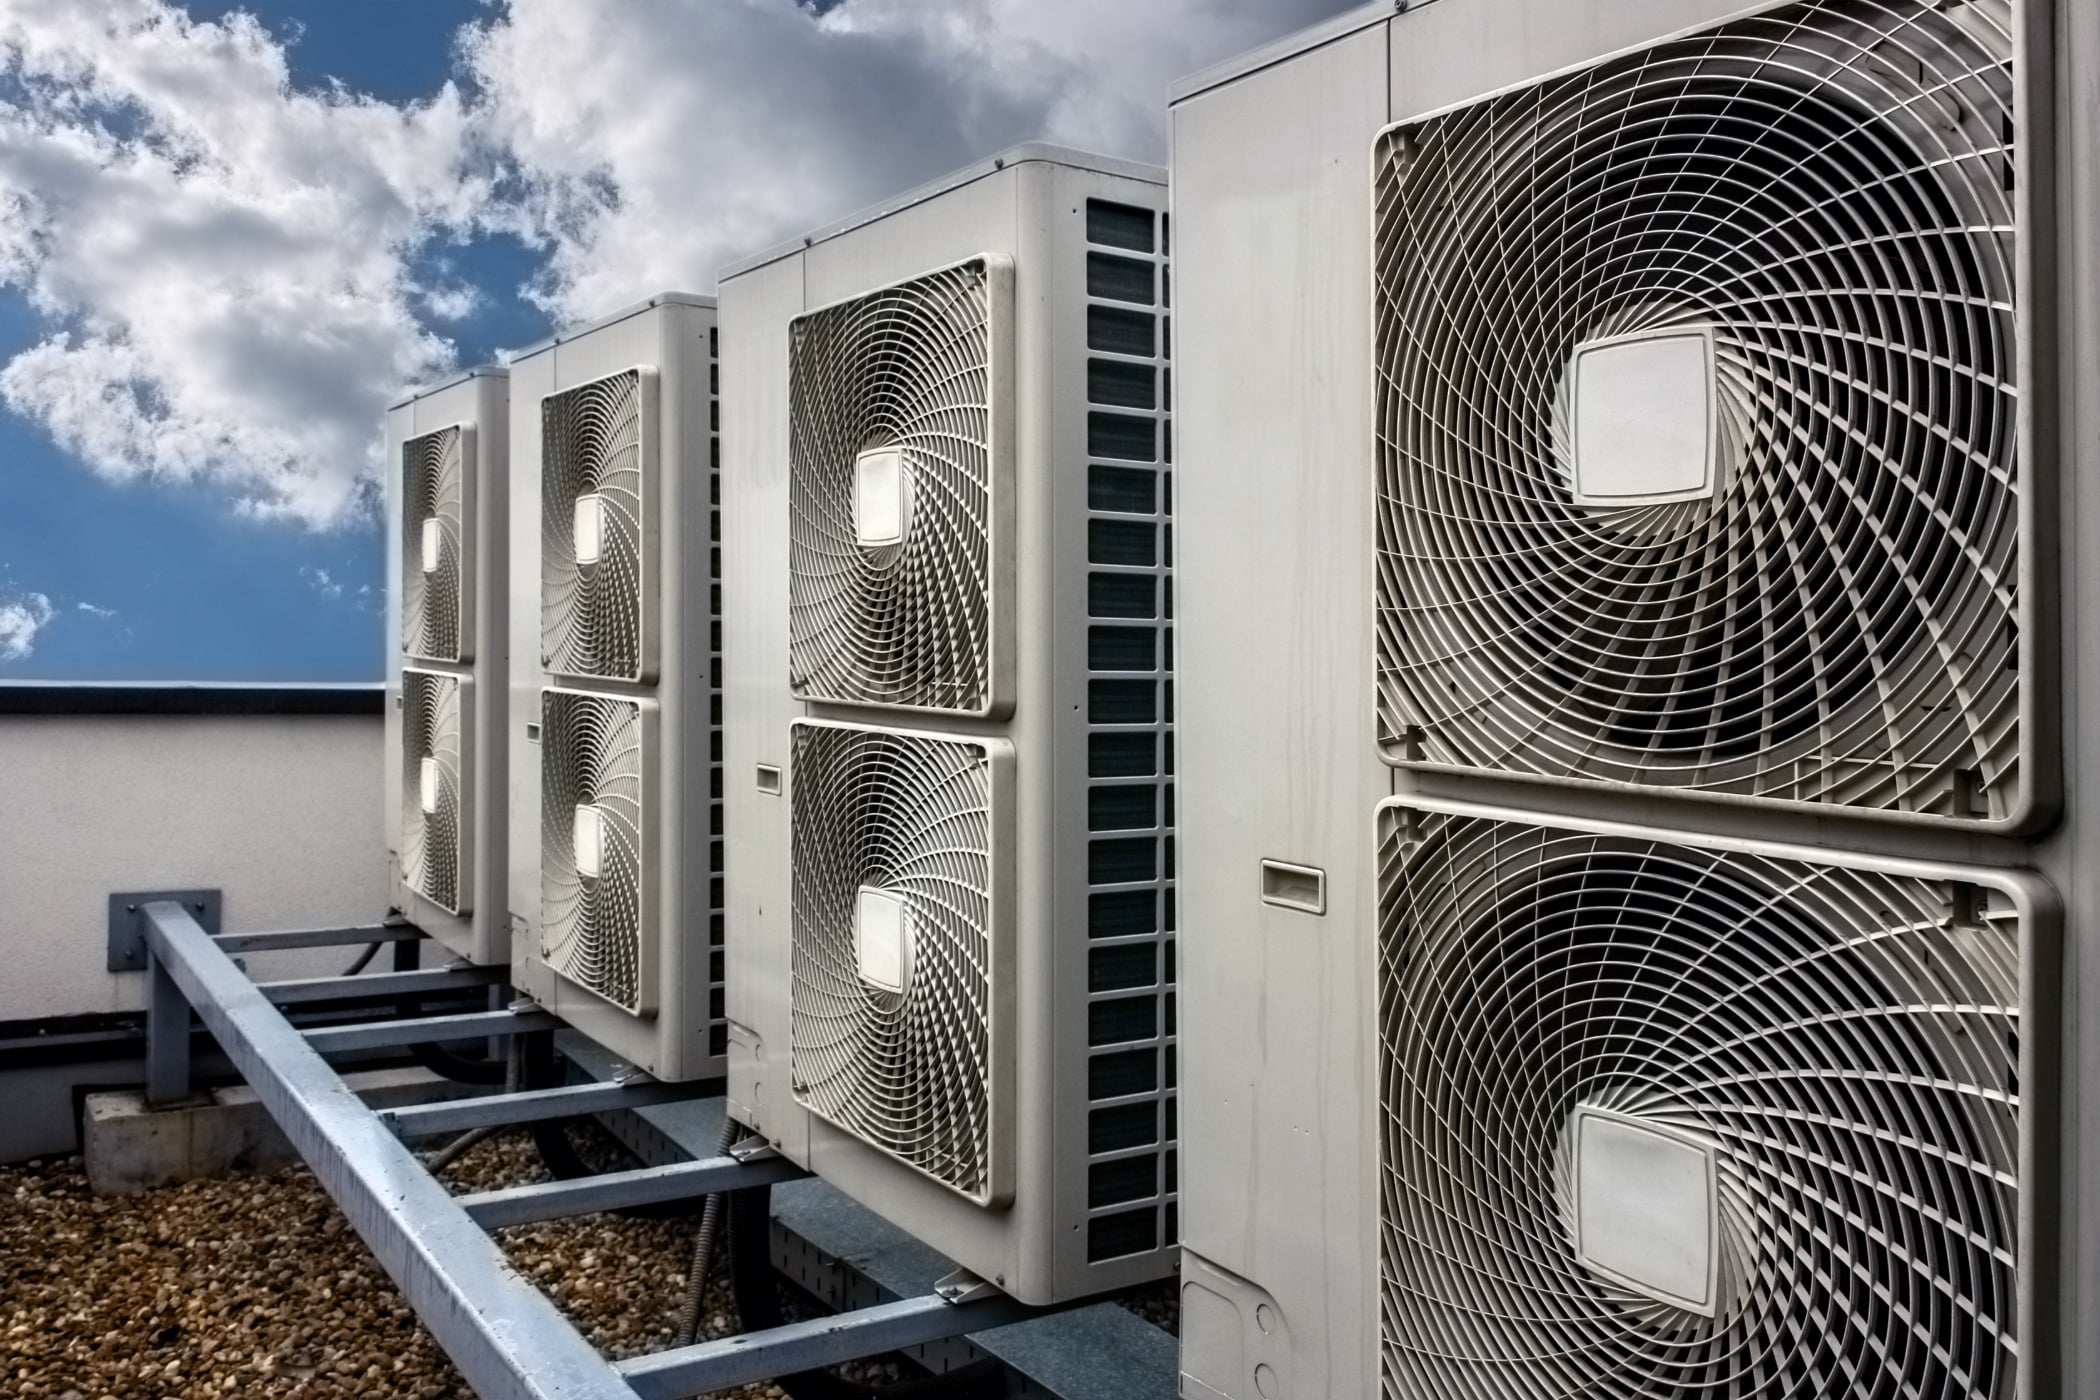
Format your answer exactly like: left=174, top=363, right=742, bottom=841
left=108, top=889, right=221, bottom=971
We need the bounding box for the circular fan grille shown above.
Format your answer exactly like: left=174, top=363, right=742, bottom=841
left=543, top=370, right=649, bottom=681
left=401, top=427, right=464, bottom=663
left=400, top=669, right=466, bottom=913
left=789, top=260, right=997, bottom=713
left=541, top=690, right=648, bottom=1012
left=1378, top=808, right=2030, bottom=1399
left=1374, top=0, right=2019, bottom=819
left=790, top=722, right=997, bottom=1201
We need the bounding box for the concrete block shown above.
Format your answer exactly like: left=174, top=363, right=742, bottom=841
left=83, top=1067, right=484, bottom=1194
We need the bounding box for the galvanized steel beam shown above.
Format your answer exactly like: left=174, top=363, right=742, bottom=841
left=614, top=1291, right=1061, bottom=1400
left=214, top=922, right=420, bottom=953
left=302, top=1007, right=561, bottom=1054
left=381, top=1078, right=707, bottom=1139
left=255, top=965, right=508, bottom=1006
left=459, top=1152, right=810, bottom=1230
left=137, top=900, right=644, bottom=1400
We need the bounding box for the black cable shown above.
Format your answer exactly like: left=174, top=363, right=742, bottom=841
left=342, top=941, right=382, bottom=977
left=726, top=1183, right=1005, bottom=1399
left=518, top=1031, right=698, bottom=1220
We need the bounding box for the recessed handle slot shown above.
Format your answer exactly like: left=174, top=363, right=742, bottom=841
left=525, top=722, right=542, bottom=742
left=756, top=764, right=783, bottom=795
left=1260, top=860, right=1326, bottom=916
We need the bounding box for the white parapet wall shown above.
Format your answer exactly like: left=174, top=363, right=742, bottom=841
left=0, top=694, right=386, bottom=1022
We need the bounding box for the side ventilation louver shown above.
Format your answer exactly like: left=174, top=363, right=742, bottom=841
left=401, top=425, right=472, bottom=663
left=1373, top=0, right=2022, bottom=823
left=401, top=668, right=473, bottom=915
left=1376, top=801, right=2049, bottom=1400
left=543, top=368, right=658, bottom=683
left=787, top=257, right=1011, bottom=715
left=789, top=720, right=1011, bottom=1205
left=541, top=688, right=657, bottom=1014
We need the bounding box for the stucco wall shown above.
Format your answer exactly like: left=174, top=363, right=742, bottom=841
left=0, top=712, right=385, bottom=1021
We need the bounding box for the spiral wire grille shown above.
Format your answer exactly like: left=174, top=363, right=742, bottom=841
left=790, top=723, right=999, bottom=1202
left=1373, top=0, right=2021, bottom=820
left=543, top=369, right=650, bottom=681
left=541, top=690, right=650, bottom=1012
left=400, top=669, right=467, bottom=914
left=788, top=260, right=998, bottom=713
left=1377, top=807, right=2032, bottom=1399
left=401, top=427, right=465, bottom=663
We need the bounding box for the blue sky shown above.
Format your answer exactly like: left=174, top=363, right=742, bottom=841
left=0, top=0, right=1346, bottom=682
left=0, top=0, right=534, bottom=681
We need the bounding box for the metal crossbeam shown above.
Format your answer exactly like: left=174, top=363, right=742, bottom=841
left=381, top=1078, right=706, bottom=1138
left=137, top=900, right=643, bottom=1400
left=256, top=966, right=507, bottom=1006
left=214, top=923, right=420, bottom=952
left=615, top=1291, right=1058, bottom=1400
left=460, top=1153, right=810, bottom=1230
left=302, top=1007, right=561, bottom=1054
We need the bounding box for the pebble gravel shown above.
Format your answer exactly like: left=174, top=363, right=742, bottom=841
left=1, top=1135, right=783, bottom=1400
left=4, top=1124, right=1180, bottom=1400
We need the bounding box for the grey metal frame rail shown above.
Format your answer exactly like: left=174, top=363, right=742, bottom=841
left=135, top=898, right=1070, bottom=1399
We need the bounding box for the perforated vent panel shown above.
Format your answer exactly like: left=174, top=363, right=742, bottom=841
left=401, top=426, right=469, bottom=663
left=543, top=368, right=656, bottom=682
left=1377, top=803, right=2043, bottom=1399
left=1078, top=197, right=1178, bottom=1265
left=788, top=258, right=1008, bottom=714
left=541, top=688, right=656, bottom=1013
left=401, top=668, right=471, bottom=914
left=789, top=721, right=1008, bottom=1204
left=1373, top=0, right=2022, bottom=821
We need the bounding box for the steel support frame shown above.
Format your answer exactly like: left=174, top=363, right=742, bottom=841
left=136, top=899, right=1052, bottom=1399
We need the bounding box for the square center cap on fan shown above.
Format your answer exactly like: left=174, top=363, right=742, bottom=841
left=1570, top=1106, right=1720, bottom=1316
left=572, top=803, right=606, bottom=881
left=853, top=447, right=908, bottom=547
left=853, top=885, right=913, bottom=992
left=420, top=517, right=443, bottom=575
left=573, top=492, right=606, bottom=566
left=1570, top=328, right=1718, bottom=508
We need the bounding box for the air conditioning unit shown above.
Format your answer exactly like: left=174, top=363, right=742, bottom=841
left=506, top=295, right=724, bottom=1080
left=1169, top=3, right=2084, bottom=1398
left=385, top=367, right=509, bottom=964
left=720, top=146, right=1176, bottom=1303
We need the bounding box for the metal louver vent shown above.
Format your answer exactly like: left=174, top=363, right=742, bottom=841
left=788, top=257, right=1011, bottom=715
left=1373, top=0, right=2023, bottom=822
left=543, top=368, right=658, bottom=682
left=401, top=425, right=472, bottom=663
left=541, top=688, right=657, bottom=1014
left=1376, top=800, right=2047, bottom=1400
left=401, top=668, right=472, bottom=914
left=789, top=720, right=1011, bottom=1204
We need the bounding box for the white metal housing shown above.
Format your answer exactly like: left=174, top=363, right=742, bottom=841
left=385, top=368, right=510, bottom=964
left=1170, top=1, right=2092, bottom=1397
left=507, top=296, right=723, bottom=1080
left=721, top=146, right=1177, bottom=1303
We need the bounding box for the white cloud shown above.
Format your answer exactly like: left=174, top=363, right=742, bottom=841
left=76, top=599, right=115, bottom=618
left=466, top=0, right=1354, bottom=322
left=0, top=590, right=53, bottom=659
left=300, top=565, right=343, bottom=599
left=0, top=0, right=488, bottom=527
left=0, top=0, right=1355, bottom=532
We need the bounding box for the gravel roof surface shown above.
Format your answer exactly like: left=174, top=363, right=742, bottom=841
left=1, top=1133, right=783, bottom=1400
left=4, top=1124, right=1178, bottom=1400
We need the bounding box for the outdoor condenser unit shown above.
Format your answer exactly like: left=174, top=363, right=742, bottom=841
left=506, top=295, right=724, bottom=1080
left=719, top=146, right=1178, bottom=1303
left=385, top=367, right=510, bottom=965
left=1169, top=2, right=2089, bottom=1398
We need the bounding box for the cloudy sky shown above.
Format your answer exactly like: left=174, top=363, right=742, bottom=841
left=0, top=0, right=1352, bottom=680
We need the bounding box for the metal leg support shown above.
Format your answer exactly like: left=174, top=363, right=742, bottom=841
left=144, top=948, right=192, bottom=1105
left=132, top=899, right=1070, bottom=1399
